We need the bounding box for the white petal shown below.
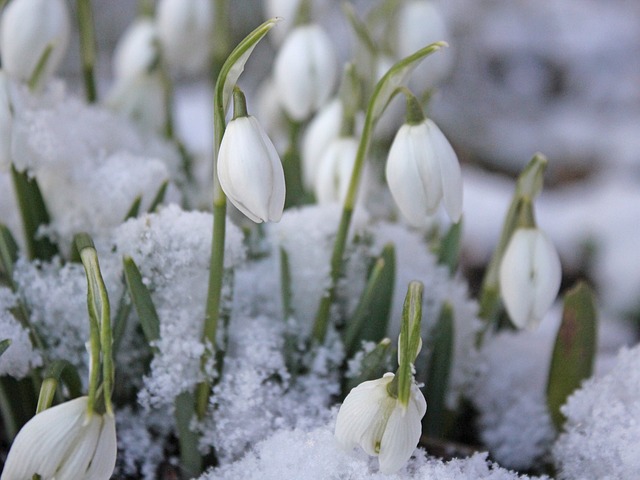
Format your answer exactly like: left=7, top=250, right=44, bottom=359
left=217, top=116, right=285, bottom=223
left=426, top=119, right=463, bottom=222
left=302, top=98, right=343, bottom=190
left=315, top=137, right=358, bottom=205
left=84, top=413, right=117, bottom=480
left=499, top=228, right=561, bottom=329
left=112, top=19, right=158, bottom=81
left=378, top=386, right=426, bottom=474
left=54, top=413, right=102, bottom=478
left=1, top=396, right=87, bottom=479
left=334, top=374, right=395, bottom=452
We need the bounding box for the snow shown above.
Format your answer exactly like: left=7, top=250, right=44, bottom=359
left=553, top=345, right=640, bottom=480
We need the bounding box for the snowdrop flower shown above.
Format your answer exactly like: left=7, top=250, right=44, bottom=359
left=395, top=1, right=453, bottom=89
left=0, top=0, right=70, bottom=85
left=386, top=118, right=463, bottom=225
left=499, top=228, right=562, bottom=329
left=314, top=136, right=358, bottom=205
left=1, top=396, right=117, bottom=480
left=302, top=98, right=343, bottom=190
left=274, top=24, right=337, bottom=120
left=335, top=372, right=427, bottom=474
left=156, top=0, right=214, bottom=74
left=218, top=115, right=286, bottom=223
left=112, top=19, right=159, bottom=82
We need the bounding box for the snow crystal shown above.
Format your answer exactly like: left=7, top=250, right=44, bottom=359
left=5, top=79, right=182, bottom=250
left=0, top=287, right=42, bottom=378
left=201, top=414, right=548, bottom=480
left=553, top=345, right=640, bottom=479
left=112, top=205, right=245, bottom=408
left=470, top=309, right=635, bottom=470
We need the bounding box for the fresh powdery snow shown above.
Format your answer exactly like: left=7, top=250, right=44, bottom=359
left=553, top=345, right=640, bottom=479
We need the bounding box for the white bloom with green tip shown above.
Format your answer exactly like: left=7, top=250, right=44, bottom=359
left=499, top=227, right=562, bottom=329
left=0, top=0, right=70, bottom=84
left=218, top=115, right=286, bottom=223
left=156, top=0, right=214, bottom=74
left=1, top=396, right=117, bottom=480
left=386, top=118, right=463, bottom=225
left=273, top=24, right=337, bottom=120
left=335, top=372, right=427, bottom=474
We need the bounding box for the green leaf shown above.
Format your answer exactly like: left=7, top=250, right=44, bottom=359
left=10, top=166, right=58, bottom=261
left=124, top=195, right=142, bottom=221
left=437, top=220, right=462, bottom=275
left=547, top=281, right=598, bottom=431
left=175, top=391, right=203, bottom=476
left=148, top=180, right=169, bottom=213
left=217, top=17, right=281, bottom=116
left=423, top=303, right=454, bottom=438
left=344, top=338, right=393, bottom=394
left=0, top=224, right=19, bottom=287
left=0, top=338, right=11, bottom=357
left=343, top=244, right=395, bottom=358
left=280, top=247, right=293, bottom=319
left=36, top=359, right=83, bottom=413
left=396, top=281, right=423, bottom=407
left=123, top=256, right=160, bottom=345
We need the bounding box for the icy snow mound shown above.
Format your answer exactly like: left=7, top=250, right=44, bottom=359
left=202, top=419, right=548, bottom=480
left=553, top=345, right=640, bottom=479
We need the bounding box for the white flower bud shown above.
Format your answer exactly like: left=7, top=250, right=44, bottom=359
left=156, top=0, right=214, bottom=74
left=335, top=372, right=427, bottom=474
left=112, top=19, right=159, bottom=82
left=1, top=396, right=117, bottom=480
left=302, top=98, right=343, bottom=190
left=218, top=115, right=286, bottom=223
left=499, top=228, right=562, bottom=330
left=395, top=1, right=453, bottom=89
left=314, top=136, right=358, bottom=205
left=273, top=24, right=337, bottom=120
left=0, top=0, right=70, bottom=84
left=385, top=118, right=463, bottom=225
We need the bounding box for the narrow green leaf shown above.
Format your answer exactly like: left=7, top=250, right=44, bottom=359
left=280, top=247, right=293, bottom=319
left=10, top=166, right=58, bottom=261
left=437, top=221, right=462, bottom=275
left=36, top=359, right=83, bottom=413
left=282, top=147, right=305, bottom=208
left=343, top=244, right=395, bottom=357
left=123, top=256, right=160, bottom=345
left=342, top=3, right=377, bottom=57
left=344, top=338, right=393, bottom=394
left=124, top=195, right=142, bottom=221
left=423, top=303, right=454, bottom=438
left=0, top=224, right=19, bottom=286
left=397, top=281, right=423, bottom=407
left=148, top=180, right=169, bottom=213
left=28, top=43, right=53, bottom=91
left=175, top=391, right=203, bottom=476
left=0, top=338, right=11, bottom=357
left=547, top=281, right=598, bottom=431
left=111, top=283, right=133, bottom=354
left=218, top=17, right=281, bottom=115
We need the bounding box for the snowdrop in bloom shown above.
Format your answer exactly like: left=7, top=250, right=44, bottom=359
left=499, top=228, right=562, bottom=329
left=0, top=0, right=70, bottom=85
left=156, top=0, right=214, bottom=74
left=314, top=136, right=358, bottom=205
left=302, top=98, right=343, bottom=190
left=274, top=24, right=337, bottom=120
left=386, top=118, right=463, bottom=225
left=394, top=1, right=453, bottom=89
left=112, top=19, right=159, bottom=82
left=1, top=396, right=117, bottom=480
left=335, top=372, right=427, bottom=474
left=218, top=115, right=286, bottom=223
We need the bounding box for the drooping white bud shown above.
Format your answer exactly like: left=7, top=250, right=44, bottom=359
left=385, top=118, right=463, bottom=225
left=218, top=115, right=286, bottom=223
left=394, top=1, right=453, bottom=89
left=156, top=0, right=214, bottom=74
left=273, top=24, right=337, bottom=120
left=112, top=19, right=159, bottom=82
left=0, top=0, right=70, bottom=84
left=1, top=396, right=117, bottom=480
left=335, top=373, right=427, bottom=474
left=499, top=228, right=562, bottom=330
left=301, top=98, right=343, bottom=190
left=314, top=136, right=358, bottom=205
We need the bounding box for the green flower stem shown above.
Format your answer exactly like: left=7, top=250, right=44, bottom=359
left=77, top=234, right=113, bottom=415
left=196, top=18, right=280, bottom=420
left=76, top=0, right=97, bottom=103
left=211, top=0, right=230, bottom=77
left=311, top=42, right=446, bottom=343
